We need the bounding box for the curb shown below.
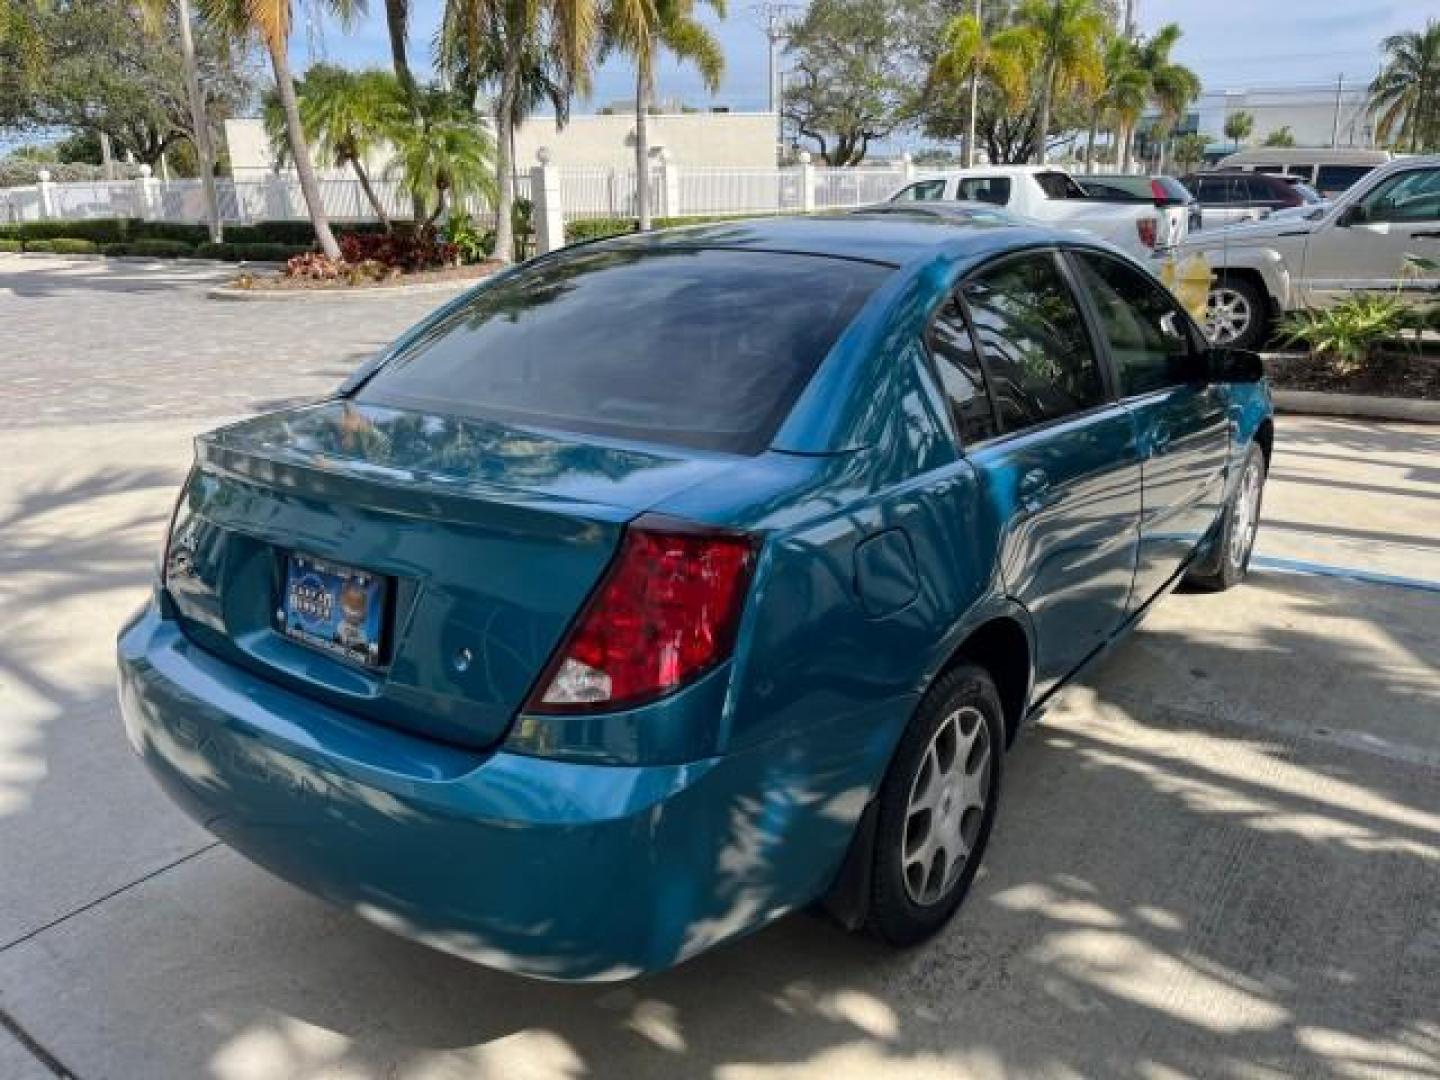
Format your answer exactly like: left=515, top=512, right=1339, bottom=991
left=1272, top=389, right=1440, bottom=424
left=1, top=252, right=282, bottom=270
left=207, top=278, right=483, bottom=301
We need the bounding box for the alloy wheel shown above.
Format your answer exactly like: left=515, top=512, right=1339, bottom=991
left=1205, top=287, right=1253, bottom=345
left=902, top=705, right=992, bottom=906
left=1229, top=458, right=1262, bottom=567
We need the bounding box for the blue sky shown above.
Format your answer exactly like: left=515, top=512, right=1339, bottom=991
left=290, top=0, right=1439, bottom=118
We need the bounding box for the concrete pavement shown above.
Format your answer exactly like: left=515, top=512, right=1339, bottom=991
left=0, top=257, right=1436, bottom=1079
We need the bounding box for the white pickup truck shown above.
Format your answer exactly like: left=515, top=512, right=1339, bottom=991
left=889, top=165, right=1188, bottom=258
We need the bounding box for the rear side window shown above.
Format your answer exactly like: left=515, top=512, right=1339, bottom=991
left=960, top=254, right=1106, bottom=433
left=925, top=298, right=998, bottom=443
left=1034, top=171, right=1087, bottom=199
left=956, top=177, right=1012, bottom=206
left=356, top=248, right=891, bottom=454
left=894, top=179, right=947, bottom=202
left=1070, top=252, right=1204, bottom=396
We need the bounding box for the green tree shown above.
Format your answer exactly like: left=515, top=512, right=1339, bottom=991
left=1084, top=35, right=1145, bottom=172
left=199, top=0, right=361, bottom=260
left=1224, top=109, right=1253, bottom=150
left=1011, top=0, right=1106, bottom=163
left=440, top=0, right=599, bottom=264
left=1370, top=20, right=1440, bottom=151
left=0, top=0, right=255, bottom=170
left=385, top=86, right=497, bottom=226
left=930, top=9, right=1033, bottom=166
left=783, top=0, right=922, bottom=165
left=1263, top=125, right=1296, bottom=147
left=268, top=66, right=407, bottom=229
left=604, top=0, right=725, bottom=229
left=1171, top=131, right=1208, bottom=170
left=1131, top=23, right=1198, bottom=170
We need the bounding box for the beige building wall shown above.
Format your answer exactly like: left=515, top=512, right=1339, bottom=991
left=225, top=111, right=779, bottom=179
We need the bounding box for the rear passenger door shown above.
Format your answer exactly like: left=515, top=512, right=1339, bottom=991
left=1066, top=250, right=1229, bottom=608
left=940, top=252, right=1142, bottom=696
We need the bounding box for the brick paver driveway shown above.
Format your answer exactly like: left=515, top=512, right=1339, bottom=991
left=1, top=256, right=1437, bottom=1080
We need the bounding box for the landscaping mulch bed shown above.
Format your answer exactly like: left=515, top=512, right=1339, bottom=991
left=233, top=261, right=503, bottom=292
left=1267, top=350, right=1440, bottom=402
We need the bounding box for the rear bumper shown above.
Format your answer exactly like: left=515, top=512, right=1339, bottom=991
left=117, top=603, right=879, bottom=980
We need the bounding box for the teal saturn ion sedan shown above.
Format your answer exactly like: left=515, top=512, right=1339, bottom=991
left=118, top=215, right=1273, bottom=981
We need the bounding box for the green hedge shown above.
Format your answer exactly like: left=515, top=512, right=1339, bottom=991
left=0, top=238, right=20, bottom=252
left=564, top=213, right=778, bottom=245
left=14, top=218, right=130, bottom=244
left=194, top=241, right=310, bottom=262
left=0, top=218, right=407, bottom=248
left=127, top=239, right=195, bottom=258
left=50, top=238, right=100, bottom=254
left=22, top=239, right=55, bottom=252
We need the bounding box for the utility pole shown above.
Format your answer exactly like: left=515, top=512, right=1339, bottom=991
left=176, top=0, right=223, bottom=242
left=1330, top=73, right=1343, bottom=148
left=966, top=0, right=981, bottom=166
left=752, top=3, right=797, bottom=162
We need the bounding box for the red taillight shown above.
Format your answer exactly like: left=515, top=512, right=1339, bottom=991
left=1137, top=217, right=1158, bottom=249
left=525, top=518, right=758, bottom=714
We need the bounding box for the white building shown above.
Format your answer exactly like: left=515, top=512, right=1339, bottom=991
left=224, top=111, right=781, bottom=180
left=1161, top=83, right=1377, bottom=151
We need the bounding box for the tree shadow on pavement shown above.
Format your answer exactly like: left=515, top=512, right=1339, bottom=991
left=3, top=559, right=1435, bottom=1079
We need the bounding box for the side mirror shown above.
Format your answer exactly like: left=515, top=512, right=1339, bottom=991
left=1338, top=204, right=1366, bottom=227
left=1210, top=348, right=1265, bottom=383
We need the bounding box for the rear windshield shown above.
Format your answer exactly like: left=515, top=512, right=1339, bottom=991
left=355, top=247, right=891, bottom=454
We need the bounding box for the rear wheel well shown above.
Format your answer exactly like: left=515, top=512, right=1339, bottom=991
left=942, top=618, right=1031, bottom=746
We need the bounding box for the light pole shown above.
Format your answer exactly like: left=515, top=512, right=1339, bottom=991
left=966, top=0, right=981, bottom=166
left=175, top=0, right=223, bottom=242
left=752, top=3, right=797, bottom=162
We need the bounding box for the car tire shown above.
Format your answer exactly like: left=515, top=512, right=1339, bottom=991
left=1186, top=442, right=1267, bottom=592
left=1205, top=275, right=1270, bottom=351
left=865, top=663, right=1004, bottom=947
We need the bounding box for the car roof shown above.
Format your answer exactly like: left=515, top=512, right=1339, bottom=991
left=583, top=213, right=1063, bottom=269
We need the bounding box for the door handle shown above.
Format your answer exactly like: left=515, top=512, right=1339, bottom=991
left=1411, top=230, right=1440, bottom=239
left=1018, top=468, right=1052, bottom=512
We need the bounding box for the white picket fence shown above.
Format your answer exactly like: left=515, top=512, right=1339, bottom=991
left=0, top=161, right=910, bottom=229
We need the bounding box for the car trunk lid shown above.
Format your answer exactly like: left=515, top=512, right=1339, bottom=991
left=163, top=400, right=742, bottom=749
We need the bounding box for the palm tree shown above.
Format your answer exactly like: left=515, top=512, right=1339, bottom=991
left=1224, top=109, right=1253, bottom=151
left=932, top=8, right=1033, bottom=167
left=1131, top=23, right=1198, bottom=171
left=1263, top=125, right=1295, bottom=148
left=1370, top=20, right=1440, bottom=152
left=1012, top=0, right=1106, bottom=164
left=1085, top=35, right=1145, bottom=172
left=1171, top=132, right=1208, bottom=170
left=385, top=86, right=498, bottom=226
left=605, top=0, right=725, bottom=230
left=199, top=0, right=360, bottom=260
left=267, top=66, right=407, bottom=230
left=441, top=0, right=600, bottom=264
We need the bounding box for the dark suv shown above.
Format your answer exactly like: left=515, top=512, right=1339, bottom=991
left=1181, top=171, right=1325, bottom=229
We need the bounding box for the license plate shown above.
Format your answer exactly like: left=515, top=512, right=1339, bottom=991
left=280, top=553, right=388, bottom=668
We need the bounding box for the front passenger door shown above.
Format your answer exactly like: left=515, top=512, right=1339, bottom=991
left=1067, top=250, right=1230, bottom=608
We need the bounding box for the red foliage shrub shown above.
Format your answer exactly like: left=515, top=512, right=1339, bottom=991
left=337, top=229, right=458, bottom=272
